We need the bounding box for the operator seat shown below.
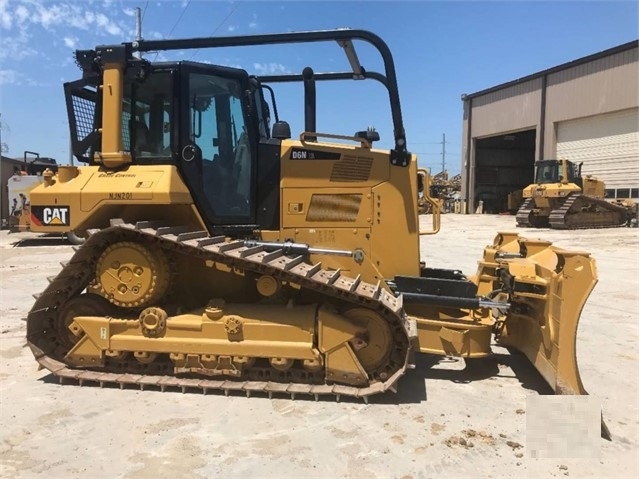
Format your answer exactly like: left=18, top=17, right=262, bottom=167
left=133, top=119, right=154, bottom=155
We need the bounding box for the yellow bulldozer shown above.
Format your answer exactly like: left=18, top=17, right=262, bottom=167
left=26, top=29, right=607, bottom=435
left=516, top=158, right=633, bottom=229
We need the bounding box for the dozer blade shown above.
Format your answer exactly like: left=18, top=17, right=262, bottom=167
left=480, top=233, right=610, bottom=439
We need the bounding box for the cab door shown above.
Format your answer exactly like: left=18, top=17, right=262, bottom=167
left=178, top=62, right=257, bottom=232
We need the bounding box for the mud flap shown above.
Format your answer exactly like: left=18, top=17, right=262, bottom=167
left=480, top=234, right=610, bottom=439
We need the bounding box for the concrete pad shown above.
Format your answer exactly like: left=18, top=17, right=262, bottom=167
left=1, top=215, right=637, bottom=478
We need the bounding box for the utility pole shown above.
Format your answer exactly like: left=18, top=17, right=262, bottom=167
left=0, top=113, right=9, bottom=155
left=134, top=7, right=143, bottom=59
left=441, top=133, right=446, bottom=173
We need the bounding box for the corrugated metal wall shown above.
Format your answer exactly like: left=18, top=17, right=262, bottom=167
left=544, top=48, right=639, bottom=159
left=468, top=78, right=541, bottom=137
left=462, top=42, right=639, bottom=211
left=557, top=108, right=639, bottom=191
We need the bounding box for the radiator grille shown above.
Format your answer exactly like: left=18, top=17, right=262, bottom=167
left=306, top=194, right=362, bottom=222
left=330, top=156, right=373, bottom=182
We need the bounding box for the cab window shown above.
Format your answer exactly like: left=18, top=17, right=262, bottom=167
left=126, top=71, right=173, bottom=159
left=188, top=72, right=252, bottom=218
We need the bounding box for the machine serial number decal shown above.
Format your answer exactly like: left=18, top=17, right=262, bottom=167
left=317, top=230, right=336, bottom=243
left=109, top=192, right=134, bottom=200
left=30, top=206, right=71, bottom=226
left=290, top=148, right=341, bottom=161
left=98, top=173, right=136, bottom=178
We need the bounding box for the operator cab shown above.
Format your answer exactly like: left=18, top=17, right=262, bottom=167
left=67, top=60, right=275, bottom=230
left=131, top=63, right=267, bottom=226
left=534, top=159, right=581, bottom=185
left=65, top=30, right=411, bottom=235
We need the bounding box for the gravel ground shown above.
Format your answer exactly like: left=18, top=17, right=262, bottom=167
left=1, top=214, right=637, bottom=479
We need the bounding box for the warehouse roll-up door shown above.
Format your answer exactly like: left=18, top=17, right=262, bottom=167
left=556, top=108, right=639, bottom=194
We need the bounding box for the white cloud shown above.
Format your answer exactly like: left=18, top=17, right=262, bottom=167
left=0, top=1, right=129, bottom=63
left=248, top=13, right=257, bottom=29
left=0, top=27, right=36, bottom=60
left=123, top=7, right=135, bottom=17
left=0, top=69, right=17, bottom=85
left=0, top=68, right=41, bottom=86
left=227, top=25, right=237, bottom=32
left=2, top=1, right=126, bottom=35
left=63, top=36, right=77, bottom=48
left=0, top=0, right=12, bottom=29
left=24, top=76, right=42, bottom=86
left=15, top=4, right=28, bottom=24
left=253, top=62, right=291, bottom=75
left=94, top=12, right=122, bottom=36
left=148, top=30, right=164, bottom=40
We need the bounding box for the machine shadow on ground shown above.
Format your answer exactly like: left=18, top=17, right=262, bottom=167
left=11, top=234, right=71, bottom=247
left=416, top=349, right=553, bottom=394
left=37, top=348, right=551, bottom=405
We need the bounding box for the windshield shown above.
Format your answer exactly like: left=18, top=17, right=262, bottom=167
left=535, top=161, right=559, bottom=184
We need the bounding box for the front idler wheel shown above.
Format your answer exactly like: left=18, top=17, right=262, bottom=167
left=95, top=241, right=170, bottom=308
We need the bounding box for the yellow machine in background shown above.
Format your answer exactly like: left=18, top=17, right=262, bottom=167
left=26, top=29, right=607, bottom=436
left=6, top=152, right=86, bottom=244
left=7, top=153, right=54, bottom=233
left=516, top=158, right=632, bottom=229
left=417, top=170, right=461, bottom=214
left=8, top=173, right=43, bottom=232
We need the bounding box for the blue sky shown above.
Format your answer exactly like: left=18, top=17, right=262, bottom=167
left=0, top=0, right=637, bottom=174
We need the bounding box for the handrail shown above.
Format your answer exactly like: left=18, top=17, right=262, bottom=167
left=299, top=132, right=372, bottom=149
left=128, top=28, right=409, bottom=166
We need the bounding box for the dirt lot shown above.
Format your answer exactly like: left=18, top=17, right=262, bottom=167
left=1, top=214, right=637, bottom=479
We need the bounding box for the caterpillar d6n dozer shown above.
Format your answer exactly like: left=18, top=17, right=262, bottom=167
left=27, top=29, right=607, bottom=435
left=516, top=158, right=631, bottom=229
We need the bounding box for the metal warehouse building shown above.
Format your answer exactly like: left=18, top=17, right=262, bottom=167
left=460, top=39, right=639, bottom=214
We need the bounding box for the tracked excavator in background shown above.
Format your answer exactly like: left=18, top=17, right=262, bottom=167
left=27, top=29, right=608, bottom=437
left=516, top=158, right=634, bottom=229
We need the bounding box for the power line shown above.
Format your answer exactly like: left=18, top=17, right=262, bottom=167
left=166, top=0, right=192, bottom=39
left=411, top=141, right=460, bottom=146
left=188, top=4, right=240, bottom=61
left=141, top=1, right=149, bottom=22
left=152, top=0, right=192, bottom=61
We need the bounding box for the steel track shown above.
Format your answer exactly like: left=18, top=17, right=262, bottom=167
left=515, top=198, right=534, bottom=227
left=27, top=220, right=415, bottom=401
left=549, top=194, right=629, bottom=229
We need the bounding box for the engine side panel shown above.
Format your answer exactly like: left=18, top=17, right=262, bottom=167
left=278, top=139, right=420, bottom=281
left=28, top=165, right=204, bottom=234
